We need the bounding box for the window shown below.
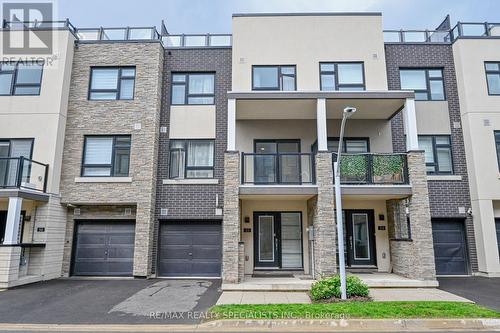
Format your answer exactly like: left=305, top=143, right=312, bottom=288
left=418, top=135, right=453, bottom=174
left=169, top=140, right=214, bottom=179
left=485, top=62, right=500, bottom=95
left=400, top=69, right=445, bottom=101
left=252, top=65, right=296, bottom=91
left=320, top=63, right=365, bottom=91
left=0, top=139, right=34, bottom=187
left=89, top=67, right=135, bottom=100
left=171, top=73, right=215, bottom=105
left=327, top=138, right=369, bottom=153
left=82, top=136, right=131, bottom=177
left=495, top=131, right=500, bottom=170
left=0, top=61, right=43, bottom=96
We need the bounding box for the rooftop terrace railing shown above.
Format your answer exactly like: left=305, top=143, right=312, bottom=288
left=75, top=27, right=161, bottom=41
left=2, top=19, right=76, bottom=33
left=161, top=34, right=232, bottom=48
left=384, top=22, right=500, bottom=44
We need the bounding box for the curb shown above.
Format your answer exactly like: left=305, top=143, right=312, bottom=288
left=0, top=319, right=498, bottom=332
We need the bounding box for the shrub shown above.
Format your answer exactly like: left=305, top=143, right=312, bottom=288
left=310, top=275, right=369, bottom=301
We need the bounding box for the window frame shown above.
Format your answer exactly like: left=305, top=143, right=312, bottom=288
left=495, top=131, right=500, bottom=171
left=0, top=61, right=44, bottom=96
left=311, top=137, right=370, bottom=153
left=170, top=72, right=216, bottom=105
left=485, top=62, right=500, bottom=96
left=418, top=135, right=454, bottom=175
left=319, top=62, right=366, bottom=91
left=399, top=68, right=446, bottom=101
left=81, top=135, right=131, bottom=177
left=0, top=138, right=35, bottom=187
left=88, top=66, right=136, bottom=101
left=251, top=65, right=297, bottom=91
left=168, top=139, right=215, bottom=179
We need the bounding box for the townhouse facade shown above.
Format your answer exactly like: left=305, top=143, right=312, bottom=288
left=0, top=12, right=499, bottom=288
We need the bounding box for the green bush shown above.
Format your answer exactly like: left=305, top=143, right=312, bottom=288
left=310, top=275, right=369, bottom=301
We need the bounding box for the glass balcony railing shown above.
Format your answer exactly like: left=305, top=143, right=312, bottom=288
left=0, top=157, right=48, bottom=193
left=241, top=152, right=315, bottom=185
left=75, top=27, right=161, bottom=41
left=333, top=153, right=408, bottom=185
left=162, top=34, right=232, bottom=48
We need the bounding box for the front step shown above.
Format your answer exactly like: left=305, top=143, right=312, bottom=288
left=252, top=271, right=297, bottom=278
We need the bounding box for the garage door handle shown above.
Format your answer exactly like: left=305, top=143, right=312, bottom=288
left=188, top=253, right=193, bottom=256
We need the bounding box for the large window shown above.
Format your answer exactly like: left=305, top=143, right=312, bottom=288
left=82, top=136, right=131, bottom=177
left=495, top=131, right=500, bottom=170
left=320, top=63, right=365, bottom=91
left=252, top=65, right=296, bottom=91
left=89, top=67, right=136, bottom=100
left=169, top=140, right=214, bottom=179
left=0, top=139, right=34, bottom=187
left=171, top=73, right=215, bottom=105
left=400, top=69, right=445, bottom=101
left=418, top=135, right=453, bottom=174
left=485, top=62, right=500, bottom=95
left=0, top=61, right=43, bottom=96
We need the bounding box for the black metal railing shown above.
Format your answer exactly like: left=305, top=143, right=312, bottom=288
left=0, top=157, right=48, bottom=193
left=241, top=152, right=315, bottom=185
left=332, top=153, right=408, bottom=185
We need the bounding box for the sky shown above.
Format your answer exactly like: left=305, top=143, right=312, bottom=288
left=55, top=0, right=500, bottom=33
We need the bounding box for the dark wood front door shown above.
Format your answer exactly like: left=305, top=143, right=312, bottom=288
left=345, top=210, right=376, bottom=266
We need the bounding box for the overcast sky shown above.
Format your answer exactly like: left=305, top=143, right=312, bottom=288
left=56, top=0, right=500, bottom=33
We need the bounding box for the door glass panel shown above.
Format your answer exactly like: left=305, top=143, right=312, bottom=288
left=0, top=143, right=9, bottom=187
left=258, top=216, right=274, bottom=262
left=255, top=142, right=277, bottom=153
left=277, top=142, right=300, bottom=183
left=281, top=213, right=302, bottom=268
left=255, top=142, right=277, bottom=183
left=352, top=213, right=370, bottom=260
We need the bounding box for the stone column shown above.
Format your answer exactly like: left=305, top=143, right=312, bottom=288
left=311, top=152, right=337, bottom=277
left=222, top=151, right=240, bottom=283
left=238, top=242, right=245, bottom=282
left=388, top=151, right=436, bottom=281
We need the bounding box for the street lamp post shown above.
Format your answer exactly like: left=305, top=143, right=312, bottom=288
left=334, top=106, right=357, bottom=300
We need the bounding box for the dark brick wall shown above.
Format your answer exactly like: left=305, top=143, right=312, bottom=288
left=385, top=44, right=478, bottom=272
left=153, top=48, right=231, bottom=273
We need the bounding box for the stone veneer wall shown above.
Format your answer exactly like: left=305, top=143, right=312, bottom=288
left=385, top=43, right=477, bottom=272
left=222, top=152, right=240, bottom=283
left=59, top=42, right=164, bottom=277
left=309, top=152, right=337, bottom=277
left=387, top=151, right=436, bottom=280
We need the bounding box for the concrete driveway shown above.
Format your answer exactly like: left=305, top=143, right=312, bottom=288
left=438, top=277, right=500, bottom=311
left=0, top=278, right=221, bottom=325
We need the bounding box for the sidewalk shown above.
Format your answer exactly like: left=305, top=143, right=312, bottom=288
left=216, top=288, right=472, bottom=305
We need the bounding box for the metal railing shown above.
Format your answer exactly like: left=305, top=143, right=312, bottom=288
left=0, top=157, right=48, bottom=193
left=241, top=152, right=315, bottom=185
left=333, top=153, right=408, bottom=185
left=384, top=22, right=500, bottom=44
left=162, top=34, right=232, bottom=47
left=75, top=27, right=161, bottom=41
left=1, top=19, right=76, bottom=33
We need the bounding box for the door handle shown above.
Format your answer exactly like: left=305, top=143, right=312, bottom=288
left=188, top=252, right=193, bottom=256
left=349, top=236, right=353, bottom=249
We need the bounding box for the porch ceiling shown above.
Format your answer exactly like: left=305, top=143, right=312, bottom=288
left=239, top=185, right=318, bottom=199
left=341, top=185, right=412, bottom=200
left=230, top=90, right=412, bottom=120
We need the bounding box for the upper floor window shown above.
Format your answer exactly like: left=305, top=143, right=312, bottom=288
left=312, top=138, right=369, bottom=153
left=169, top=139, right=214, bottom=179
left=171, top=73, right=215, bottom=105
left=418, top=135, right=453, bottom=175
left=0, top=61, right=43, bottom=96
left=320, top=63, right=365, bottom=91
left=252, top=65, right=296, bottom=91
left=495, top=131, right=500, bottom=170
left=89, top=67, right=135, bottom=100
left=0, top=139, right=34, bottom=187
left=82, top=136, right=131, bottom=177
left=400, top=69, right=445, bottom=101
left=485, top=62, right=500, bottom=95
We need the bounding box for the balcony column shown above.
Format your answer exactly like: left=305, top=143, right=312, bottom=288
left=227, top=98, right=236, bottom=151
left=4, top=197, right=22, bottom=245
left=316, top=98, right=328, bottom=152
left=403, top=98, right=419, bottom=151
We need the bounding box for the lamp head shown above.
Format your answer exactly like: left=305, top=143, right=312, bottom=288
left=343, top=106, right=357, bottom=118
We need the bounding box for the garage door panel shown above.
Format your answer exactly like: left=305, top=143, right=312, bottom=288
left=158, top=221, right=221, bottom=277
left=73, top=221, right=135, bottom=277
left=432, top=220, right=468, bottom=275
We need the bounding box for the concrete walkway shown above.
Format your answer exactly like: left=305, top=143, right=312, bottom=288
left=216, top=288, right=472, bottom=305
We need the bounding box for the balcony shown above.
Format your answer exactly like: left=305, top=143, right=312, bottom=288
left=242, top=152, right=315, bottom=185
left=75, top=27, right=161, bottom=41
left=162, top=34, right=232, bottom=48
left=333, top=153, right=411, bottom=199
left=0, top=157, right=48, bottom=193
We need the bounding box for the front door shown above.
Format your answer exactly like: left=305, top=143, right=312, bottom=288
left=0, top=211, right=6, bottom=244
left=254, top=213, right=280, bottom=268
left=345, top=210, right=376, bottom=266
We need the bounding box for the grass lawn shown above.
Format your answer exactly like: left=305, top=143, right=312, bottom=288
left=209, top=302, right=500, bottom=320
